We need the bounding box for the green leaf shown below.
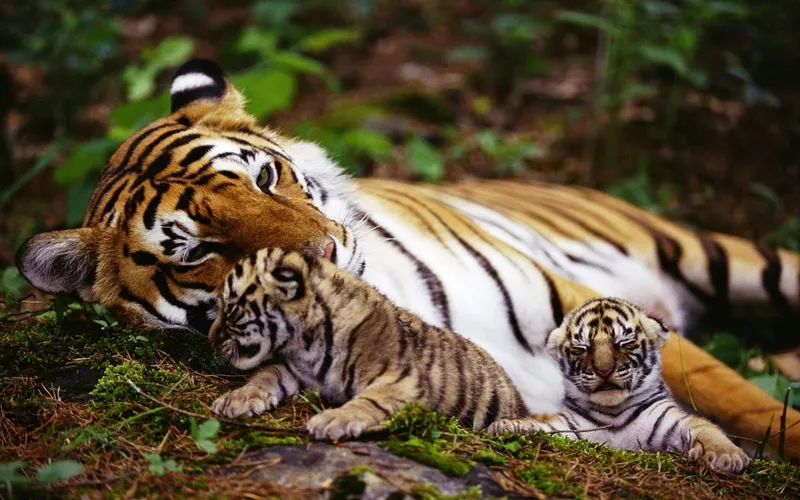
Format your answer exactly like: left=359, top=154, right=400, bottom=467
left=236, top=27, right=278, bottom=59
left=555, top=10, right=620, bottom=36
left=66, top=178, right=96, bottom=227
left=190, top=418, right=220, bottom=454
left=0, top=461, right=31, bottom=486
left=340, top=129, right=393, bottom=161
left=196, top=419, right=220, bottom=440
left=749, top=182, right=782, bottom=209
left=637, top=44, right=689, bottom=76
left=109, top=92, right=170, bottom=138
left=407, top=137, right=445, bottom=183
left=231, top=70, right=296, bottom=119
left=296, top=28, right=361, bottom=53
left=53, top=139, right=116, bottom=186
left=123, top=36, right=195, bottom=100
left=748, top=373, right=795, bottom=407
left=36, top=460, right=84, bottom=484
left=491, top=14, right=549, bottom=42
left=1, top=267, right=28, bottom=303
left=145, top=453, right=181, bottom=475
left=196, top=439, right=218, bottom=454
left=273, top=51, right=327, bottom=76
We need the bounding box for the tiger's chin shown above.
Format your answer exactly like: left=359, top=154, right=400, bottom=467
left=588, top=388, right=630, bottom=407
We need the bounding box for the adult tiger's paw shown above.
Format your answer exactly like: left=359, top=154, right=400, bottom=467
left=307, top=408, right=376, bottom=441
left=688, top=433, right=750, bottom=474
left=212, top=385, right=279, bottom=418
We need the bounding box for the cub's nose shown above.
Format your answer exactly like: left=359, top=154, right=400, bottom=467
left=593, top=363, right=615, bottom=379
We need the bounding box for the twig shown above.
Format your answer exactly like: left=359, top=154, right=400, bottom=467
left=543, top=424, right=613, bottom=435
left=676, top=335, right=699, bottom=413
left=779, top=389, right=789, bottom=460
left=122, top=377, right=303, bottom=434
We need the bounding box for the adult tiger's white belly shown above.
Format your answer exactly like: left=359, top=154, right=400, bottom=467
left=353, top=191, right=567, bottom=413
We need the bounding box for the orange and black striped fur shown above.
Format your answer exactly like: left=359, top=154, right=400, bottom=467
left=16, top=59, right=800, bottom=457
left=489, top=298, right=749, bottom=473
left=209, top=248, right=528, bottom=440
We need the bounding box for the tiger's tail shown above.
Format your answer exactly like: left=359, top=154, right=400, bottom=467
left=661, top=333, right=800, bottom=460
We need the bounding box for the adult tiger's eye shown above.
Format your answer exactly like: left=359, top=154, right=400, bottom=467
left=256, top=161, right=276, bottom=193
left=186, top=244, right=209, bottom=262
left=569, top=346, right=586, bottom=357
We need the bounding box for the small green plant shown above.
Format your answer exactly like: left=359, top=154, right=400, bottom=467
left=1, top=460, right=85, bottom=499
left=190, top=418, right=221, bottom=454
left=144, top=454, right=182, bottom=476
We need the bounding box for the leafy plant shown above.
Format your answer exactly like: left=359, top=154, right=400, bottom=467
left=407, top=137, right=445, bottom=183
left=1, top=459, right=84, bottom=499
left=190, top=418, right=220, bottom=454
left=144, top=454, right=182, bottom=476
left=123, top=36, right=195, bottom=101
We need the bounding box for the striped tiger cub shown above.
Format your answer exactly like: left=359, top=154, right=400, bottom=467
left=488, top=297, right=750, bottom=474
left=208, top=247, right=528, bottom=440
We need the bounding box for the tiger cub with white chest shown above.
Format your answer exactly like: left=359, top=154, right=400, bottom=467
left=488, top=297, right=750, bottom=473
left=208, top=247, right=528, bottom=440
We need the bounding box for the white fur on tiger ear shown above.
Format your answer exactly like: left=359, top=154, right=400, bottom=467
left=639, top=313, right=670, bottom=347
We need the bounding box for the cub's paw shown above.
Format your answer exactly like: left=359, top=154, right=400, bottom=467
left=212, top=385, right=279, bottom=418
left=307, top=408, right=376, bottom=441
left=486, top=417, right=547, bottom=436
left=688, top=434, right=750, bottom=474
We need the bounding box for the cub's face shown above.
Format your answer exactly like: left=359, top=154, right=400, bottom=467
left=209, top=248, right=315, bottom=370
left=16, top=60, right=361, bottom=334
left=546, top=297, right=670, bottom=407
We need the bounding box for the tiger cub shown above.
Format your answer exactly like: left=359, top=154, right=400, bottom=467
left=208, top=248, right=528, bottom=440
left=488, top=298, right=750, bottom=474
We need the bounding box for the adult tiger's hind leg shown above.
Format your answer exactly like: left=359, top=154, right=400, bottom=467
left=661, top=333, right=800, bottom=460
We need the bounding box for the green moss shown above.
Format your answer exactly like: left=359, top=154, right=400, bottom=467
left=411, top=483, right=484, bottom=500
left=515, top=463, right=581, bottom=498
left=330, top=465, right=374, bottom=500
left=383, top=404, right=462, bottom=440
left=90, top=361, right=184, bottom=404
left=472, top=449, right=507, bottom=466
left=383, top=437, right=473, bottom=477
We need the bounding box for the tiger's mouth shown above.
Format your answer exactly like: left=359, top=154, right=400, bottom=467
left=594, top=382, right=622, bottom=392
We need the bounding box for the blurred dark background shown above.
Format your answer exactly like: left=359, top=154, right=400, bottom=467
left=1, top=0, right=798, bottom=397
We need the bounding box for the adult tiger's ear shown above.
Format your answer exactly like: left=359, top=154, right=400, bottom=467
left=639, top=313, right=671, bottom=348
left=16, top=228, right=99, bottom=300
left=169, top=58, right=246, bottom=120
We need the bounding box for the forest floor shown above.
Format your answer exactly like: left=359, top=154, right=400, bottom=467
left=1, top=315, right=799, bottom=499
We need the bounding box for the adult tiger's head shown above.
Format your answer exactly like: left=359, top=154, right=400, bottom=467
left=545, top=297, right=670, bottom=407
left=17, top=59, right=364, bottom=333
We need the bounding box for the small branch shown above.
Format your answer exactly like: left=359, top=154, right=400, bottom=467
left=123, top=377, right=303, bottom=434
left=543, top=424, right=613, bottom=435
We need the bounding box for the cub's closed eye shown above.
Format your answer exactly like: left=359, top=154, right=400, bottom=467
left=272, top=267, right=301, bottom=282
left=617, top=340, right=635, bottom=348
left=568, top=346, right=587, bottom=356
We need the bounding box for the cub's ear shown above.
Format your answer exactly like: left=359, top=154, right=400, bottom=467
left=16, top=228, right=99, bottom=300
left=169, top=58, right=245, bottom=119
left=544, top=324, right=568, bottom=355
left=639, top=313, right=671, bottom=348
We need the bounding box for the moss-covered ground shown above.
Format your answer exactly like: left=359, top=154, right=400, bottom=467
left=1, top=312, right=798, bottom=499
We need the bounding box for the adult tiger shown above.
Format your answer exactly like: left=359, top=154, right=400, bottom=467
left=17, top=59, right=800, bottom=457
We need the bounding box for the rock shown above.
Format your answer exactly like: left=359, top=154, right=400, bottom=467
left=212, top=442, right=517, bottom=499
